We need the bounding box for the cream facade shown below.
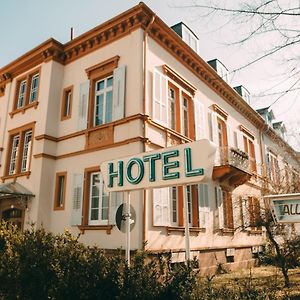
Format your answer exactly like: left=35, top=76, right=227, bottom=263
left=0, top=3, right=299, bottom=272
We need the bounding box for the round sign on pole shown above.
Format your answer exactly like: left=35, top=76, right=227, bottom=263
left=116, top=203, right=136, bottom=233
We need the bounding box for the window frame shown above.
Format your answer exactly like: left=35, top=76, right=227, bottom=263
left=4, top=122, right=35, bottom=179
left=54, top=172, right=67, bottom=210
left=11, top=68, right=41, bottom=116
left=61, top=85, right=73, bottom=121
left=85, top=56, right=119, bottom=129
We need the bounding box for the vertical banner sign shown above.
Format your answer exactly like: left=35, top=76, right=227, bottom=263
left=100, top=139, right=216, bottom=192
left=265, top=193, right=300, bottom=223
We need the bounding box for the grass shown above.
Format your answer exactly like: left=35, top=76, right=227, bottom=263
left=206, top=266, right=300, bottom=299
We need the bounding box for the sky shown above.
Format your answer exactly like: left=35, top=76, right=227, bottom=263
left=0, top=0, right=299, bottom=149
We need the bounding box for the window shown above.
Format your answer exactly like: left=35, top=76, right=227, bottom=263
left=61, top=86, right=73, bottom=120
left=85, top=56, right=125, bottom=129
left=13, top=69, right=40, bottom=112
left=153, top=66, right=196, bottom=139
left=182, top=97, right=189, bottom=137
left=29, top=74, right=39, bottom=103
left=170, top=186, right=178, bottom=224
left=154, top=185, right=198, bottom=227
left=94, top=76, right=113, bottom=126
left=248, top=197, right=261, bottom=229
left=266, top=151, right=279, bottom=183
left=5, top=123, right=34, bottom=177
left=168, top=86, right=177, bottom=130
left=88, top=172, right=109, bottom=225
left=243, top=136, right=257, bottom=172
left=17, top=80, right=27, bottom=108
left=223, top=189, right=234, bottom=230
left=54, top=172, right=67, bottom=210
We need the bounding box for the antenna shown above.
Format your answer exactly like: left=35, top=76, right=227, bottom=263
left=70, top=27, right=74, bottom=40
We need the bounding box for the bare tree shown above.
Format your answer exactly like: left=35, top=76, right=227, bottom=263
left=233, top=168, right=300, bottom=287
left=175, top=0, right=300, bottom=104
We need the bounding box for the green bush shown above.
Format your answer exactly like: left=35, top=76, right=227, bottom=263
left=0, top=222, right=196, bottom=300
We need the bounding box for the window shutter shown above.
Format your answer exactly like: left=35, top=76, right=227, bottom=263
left=153, top=70, right=168, bottom=126
left=109, top=192, right=123, bottom=225
left=194, top=99, right=206, bottom=140
left=232, top=194, right=240, bottom=229
left=227, top=123, right=234, bottom=147
left=78, top=81, right=89, bottom=130
left=70, top=173, right=84, bottom=226
left=153, top=187, right=170, bottom=226
left=241, top=198, right=250, bottom=228
left=237, top=131, right=244, bottom=151
left=215, top=186, right=224, bottom=229
left=198, top=184, right=209, bottom=228
left=211, top=112, right=219, bottom=145
left=254, top=142, right=262, bottom=175
left=112, top=65, right=126, bottom=121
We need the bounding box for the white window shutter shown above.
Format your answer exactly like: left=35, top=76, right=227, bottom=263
left=112, top=65, right=126, bottom=121
left=227, top=123, right=233, bottom=147
left=211, top=112, right=219, bottom=145
left=109, top=192, right=123, bottom=225
left=70, top=173, right=84, bottom=226
left=194, top=99, right=206, bottom=140
left=216, top=186, right=224, bottom=229
left=198, top=184, right=209, bottom=228
left=237, top=131, right=244, bottom=151
left=153, top=70, right=168, bottom=126
left=254, top=142, right=262, bottom=175
left=153, top=187, right=170, bottom=226
left=78, top=81, right=89, bottom=131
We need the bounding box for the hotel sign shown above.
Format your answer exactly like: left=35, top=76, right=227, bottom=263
left=266, top=193, right=300, bottom=223
left=100, top=139, right=216, bottom=192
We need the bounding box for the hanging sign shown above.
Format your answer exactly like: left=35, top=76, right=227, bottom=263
left=100, top=139, right=216, bottom=192
left=265, top=193, right=300, bottom=223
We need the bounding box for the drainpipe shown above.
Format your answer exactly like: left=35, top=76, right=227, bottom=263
left=142, top=14, right=156, bottom=251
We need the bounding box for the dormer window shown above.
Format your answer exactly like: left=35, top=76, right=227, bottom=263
left=207, top=59, right=229, bottom=83
left=234, top=85, right=251, bottom=105
left=171, top=22, right=199, bottom=53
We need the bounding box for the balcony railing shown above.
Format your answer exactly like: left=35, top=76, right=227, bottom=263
left=216, top=146, right=250, bottom=173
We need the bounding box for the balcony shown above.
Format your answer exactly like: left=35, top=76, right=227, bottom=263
left=213, top=147, right=252, bottom=187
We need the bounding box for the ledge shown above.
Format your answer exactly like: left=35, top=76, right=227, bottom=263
left=78, top=225, right=113, bottom=234
left=247, top=229, right=263, bottom=235
left=166, top=226, right=205, bottom=236
left=1, top=171, right=31, bottom=182
left=214, top=228, right=235, bottom=236
left=9, top=101, right=39, bottom=118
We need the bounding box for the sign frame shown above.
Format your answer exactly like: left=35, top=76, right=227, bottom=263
left=265, top=193, right=300, bottom=224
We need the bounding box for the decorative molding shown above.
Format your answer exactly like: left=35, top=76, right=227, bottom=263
left=162, top=64, right=196, bottom=96
left=212, top=104, right=228, bottom=120
left=240, top=125, right=255, bottom=140
left=85, top=55, right=120, bottom=79
left=85, top=125, right=114, bottom=149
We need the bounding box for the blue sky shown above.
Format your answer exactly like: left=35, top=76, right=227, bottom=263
left=1, top=0, right=299, bottom=148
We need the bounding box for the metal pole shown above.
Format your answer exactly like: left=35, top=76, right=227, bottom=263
left=125, top=191, right=131, bottom=266
left=183, top=185, right=191, bottom=263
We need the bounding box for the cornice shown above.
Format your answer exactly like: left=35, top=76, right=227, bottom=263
left=0, top=2, right=298, bottom=164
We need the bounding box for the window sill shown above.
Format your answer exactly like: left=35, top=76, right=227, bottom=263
left=214, top=228, right=235, bottom=236
left=10, top=101, right=39, bottom=118
left=166, top=226, right=206, bottom=236
left=247, top=229, right=263, bottom=235
left=1, top=171, right=31, bottom=182
left=78, top=225, right=113, bottom=235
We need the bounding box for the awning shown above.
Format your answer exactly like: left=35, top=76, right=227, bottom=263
left=0, top=182, right=34, bottom=199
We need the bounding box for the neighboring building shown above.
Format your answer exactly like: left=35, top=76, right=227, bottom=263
left=0, top=3, right=299, bottom=273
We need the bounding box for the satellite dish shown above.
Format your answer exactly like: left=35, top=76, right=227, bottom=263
left=116, top=203, right=136, bottom=233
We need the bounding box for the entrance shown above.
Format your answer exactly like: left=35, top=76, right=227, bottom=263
left=2, top=207, right=24, bottom=230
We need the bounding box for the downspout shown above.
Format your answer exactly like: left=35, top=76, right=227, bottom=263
left=0, top=80, right=12, bottom=170
left=142, top=14, right=156, bottom=251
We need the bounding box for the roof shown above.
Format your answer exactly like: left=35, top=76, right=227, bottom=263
left=0, top=182, right=34, bottom=199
